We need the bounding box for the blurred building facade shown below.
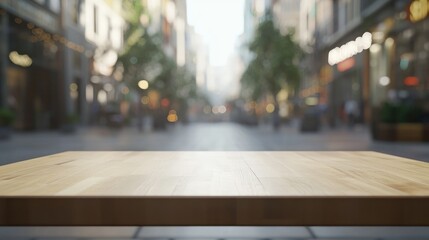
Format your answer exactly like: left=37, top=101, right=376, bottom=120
left=1, top=0, right=65, bottom=130
left=61, top=0, right=90, bottom=124
left=241, top=0, right=272, bottom=66
left=272, top=0, right=300, bottom=38
left=84, top=0, right=126, bottom=125
left=299, top=0, right=429, bottom=130
left=0, top=0, right=127, bottom=131
left=146, top=0, right=181, bottom=63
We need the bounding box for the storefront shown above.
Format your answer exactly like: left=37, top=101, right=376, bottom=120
left=369, top=0, right=429, bottom=141
left=0, top=4, right=62, bottom=130
left=370, top=0, right=428, bottom=106
left=325, top=31, right=372, bottom=127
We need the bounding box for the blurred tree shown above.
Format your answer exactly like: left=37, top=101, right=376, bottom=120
left=117, top=0, right=164, bottom=91
left=241, top=14, right=302, bottom=127
left=116, top=0, right=199, bottom=125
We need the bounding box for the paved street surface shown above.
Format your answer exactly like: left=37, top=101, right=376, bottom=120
left=2, top=122, right=429, bottom=165
left=1, top=122, right=429, bottom=239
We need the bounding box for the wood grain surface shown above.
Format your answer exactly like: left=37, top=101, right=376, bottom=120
left=0, top=151, right=428, bottom=226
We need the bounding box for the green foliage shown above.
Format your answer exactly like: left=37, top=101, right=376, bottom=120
left=122, top=0, right=144, bottom=25
left=397, top=104, right=422, bottom=123
left=380, top=102, right=397, bottom=123
left=116, top=0, right=199, bottom=108
left=117, top=0, right=169, bottom=94
left=65, top=114, right=79, bottom=124
left=380, top=102, right=422, bottom=123
left=118, top=31, right=165, bottom=88
left=175, top=67, right=197, bottom=99
left=152, top=55, right=177, bottom=99
left=0, top=108, right=14, bottom=126
left=241, top=15, right=302, bottom=101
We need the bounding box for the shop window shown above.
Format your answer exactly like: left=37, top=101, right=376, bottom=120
left=71, top=0, right=82, bottom=25
left=49, top=0, right=60, bottom=14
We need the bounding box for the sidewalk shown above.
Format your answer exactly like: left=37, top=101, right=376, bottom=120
left=1, top=226, right=429, bottom=239
left=1, top=122, right=428, bottom=165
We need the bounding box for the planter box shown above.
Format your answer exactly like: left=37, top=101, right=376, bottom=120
left=396, top=123, right=423, bottom=142
left=373, top=123, right=426, bottom=142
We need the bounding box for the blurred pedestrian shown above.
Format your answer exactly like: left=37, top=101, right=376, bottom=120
left=345, top=98, right=359, bottom=129
left=273, top=106, right=280, bottom=130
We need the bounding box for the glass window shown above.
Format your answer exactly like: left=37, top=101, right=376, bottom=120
left=71, top=0, right=82, bottom=24
left=49, top=0, right=60, bottom=13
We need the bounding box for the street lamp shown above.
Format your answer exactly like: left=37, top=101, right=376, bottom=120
left=138, top=80, right=149, bottom=90
left=137, top=80, right=149, bottom=132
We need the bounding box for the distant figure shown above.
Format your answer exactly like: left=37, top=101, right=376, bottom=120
left=345, top=99, right=359, bottom=128
left=273, top=107, right=280, bottom=130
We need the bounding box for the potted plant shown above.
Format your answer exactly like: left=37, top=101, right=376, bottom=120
left=395, top=103, right=423, bottom=141
left=373, top=102, right=396, bottom=141
left=0, top=108, right=14, bottom=139
left=374, top=102, right=424, bottom=141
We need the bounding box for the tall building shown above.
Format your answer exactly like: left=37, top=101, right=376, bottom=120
left=271, top=0, right=300, bottom=37
left=146, top=0, right=191, bottom=68
left=299, top=0, right=317, bottom=51
left=188, top=27, right=209, bottom=92
left=241, top=0, right=271, bottom=65
left=175, top=0, right=187, bottom=67
left=160, top=0, right=176, bottom=59
left=84, top=0, right=126, bottom=123
left=298, top=0, right=318, bottom=109
left=61, top=0, right=91, bottom=124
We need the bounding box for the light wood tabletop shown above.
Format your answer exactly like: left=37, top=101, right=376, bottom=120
left=0, top=151, right=428, bottom=226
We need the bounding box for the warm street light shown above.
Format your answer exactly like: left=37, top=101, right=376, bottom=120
left=138, top=80, right=149, bottom=90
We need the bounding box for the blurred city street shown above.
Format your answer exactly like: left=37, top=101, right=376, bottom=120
left=2, top=122, right=429, bottom=166
left=1, top=0, right=429, bottom=238
left=2, top=121, right=429, bottom=240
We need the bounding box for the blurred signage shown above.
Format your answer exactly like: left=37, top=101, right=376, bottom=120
left=337, top=57, right=355, bottom=72
left=404, top=76, right=419, bottom=86
left=408, top=0, right=429, bottom=23
left=9, top=51, right=32, bottom=67
left=0, top=0, right=59, bottom=33
left=328, top=32, right=372, bottom=66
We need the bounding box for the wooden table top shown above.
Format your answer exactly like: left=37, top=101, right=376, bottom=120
left=0, top=151, right=428, bottom=226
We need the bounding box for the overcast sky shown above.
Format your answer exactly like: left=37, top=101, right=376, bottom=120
left=187, top=0, right=245, bottom=66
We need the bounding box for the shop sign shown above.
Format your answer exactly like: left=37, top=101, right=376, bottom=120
left=9, top=51, right=32, bottom=67
left=328, top=32, right=372, bottom=66
left=337, top=57, right=355, bottom=72
left=404, top=76, right=419, bottom=86
left=408, top=0, right=429, bottom=23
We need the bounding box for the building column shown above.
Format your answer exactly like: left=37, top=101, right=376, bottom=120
left=0, top=10, right=9, bottom=107
left=59, top=1, right=73, bottom=125
left=81, top=51, right=90, bottom=124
